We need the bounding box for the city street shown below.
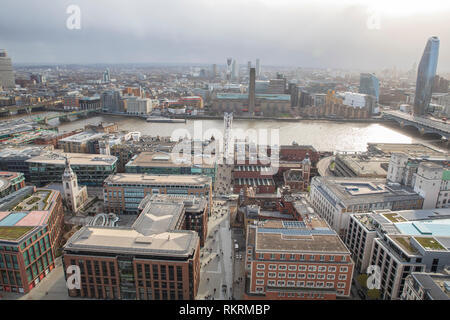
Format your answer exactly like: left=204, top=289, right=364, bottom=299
left=197, top=200, right=234, bottom=300
left=214, top=163, right=233, bottom=196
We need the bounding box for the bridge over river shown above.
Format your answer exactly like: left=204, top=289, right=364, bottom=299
left=382, top=110, right=450, bottom=140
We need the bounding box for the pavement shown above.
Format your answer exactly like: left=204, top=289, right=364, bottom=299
left=196, top=200, right=235, bottom=300
left=0, top=257, right=83, bottom=300
left=214, top=163, right=233, bottom=196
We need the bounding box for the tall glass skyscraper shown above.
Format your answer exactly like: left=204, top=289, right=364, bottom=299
left=359, top=73, right=380, bottom=102
left=414, top=36, right=440, bottom=116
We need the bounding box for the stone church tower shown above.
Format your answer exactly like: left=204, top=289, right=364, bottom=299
left=62, top=157, right=88, bottom=213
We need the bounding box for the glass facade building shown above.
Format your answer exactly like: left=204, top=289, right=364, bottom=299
left=359, top=73, right=380, bottom=102
left=414, top=37, right=440, bottom=116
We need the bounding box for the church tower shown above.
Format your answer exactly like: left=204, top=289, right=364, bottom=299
left=62, top=156, right=88, bottom=213
left=62, top=157, right=78, bottom=212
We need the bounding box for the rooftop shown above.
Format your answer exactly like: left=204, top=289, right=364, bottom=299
left=126, top=151, right=215, bottom=168
left=0, top=189, right=59, bottom=242
left=26, top=151, right=117, bottom=166
left=59, top=131, right=105, bottom=143
left=64, top=197, right=199, bottom=258
left=0, top=226, right=35, bottom=241
left=104, top=173, right=212, bottom=186
left=367, top=143, right=447, bottom=158
left=313, top=177, right=421, bottom=206
left=411, top=272, right=450, bottom=300
left=336, top=154, right=389, bottom=177
left=249, top=220, right=349, bottom=254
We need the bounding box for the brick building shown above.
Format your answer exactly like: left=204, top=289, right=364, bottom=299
left=63, top=199, right=201, bottom=300
left=0, top=188, right=64, bottom=294
left=244, top=218, right=354, bottom=300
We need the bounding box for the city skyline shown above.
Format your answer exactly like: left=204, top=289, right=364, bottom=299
left=1, top=0, right=450, bottom=72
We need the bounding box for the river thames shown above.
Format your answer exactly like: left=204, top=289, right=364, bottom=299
left=36, top=113, right=448, bottom=153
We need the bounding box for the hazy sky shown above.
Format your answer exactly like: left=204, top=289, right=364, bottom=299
left=1, top=0, right=449, bottom=72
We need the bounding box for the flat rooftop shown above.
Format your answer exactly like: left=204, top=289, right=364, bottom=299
left=367, top=143, right=447, bottom=158
left=411, top=273, right=450, bottom=300
left=104, top=173, right=212, bottom=186
left=26, top=151, right=117, bottom=166
left=64, top=199, right=199, bottom=258
left=313, top=177, right=421, bottom=206
left=337, top=154, right=389, bottom=177
left=59, top=131, right=105, bottom=143
left=249, top=220, right=349, bottom=254
left=126, top=151, right=215, bottom=168
left=0, top=189, right=59, bottom=242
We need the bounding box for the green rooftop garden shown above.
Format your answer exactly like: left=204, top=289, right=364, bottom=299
left=383, top=213, right=407, bottom=223
left=394, top=236, right=418, bottom=255
left=414, top=237, right=446, bottom=251
left=0, top=226, right=34, bottom=241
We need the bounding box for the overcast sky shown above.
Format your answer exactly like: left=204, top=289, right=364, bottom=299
left=1, top=0, right=449, bottom=72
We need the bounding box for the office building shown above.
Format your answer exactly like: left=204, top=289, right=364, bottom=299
left=249, top=67, right=256, bottom=115
left=125, top=151, right=217, bottom=184
left=26, top=152, right=117, bottom=187
left=334, top=153, right=389, bottom=178
left=232, top=59, right=239, bottom=81
left=58, top=131, right=106, bottom=153
left=413, top=162, right=450, bottom=209
left=244, top=218, right=354, bottom=300
left=125, top=97, right=152, bottom=115
left=0, top=146, right=52, bottom=182
left=345, top=209, right=450, bottom=300
left=0, top=49, right=15, bottom=89
left=309, top=176, right=424, bottom=236
left=139, top=194, right=208, bottom=247
left=0, top=188, right=64, bottom=294
left=102, top=68, right=111, bottom=83
left=401, top=271, right=450, bottom=300
left=256, top=59, right=261, bottom=78
left=211, top=93, right=290, bottom=116
left=0, top=172, right=25, bottom=198
left=101, top=90, right=123, bottom=113
left=79, top=96, right=101, bottom=110
left=63, top=198, right=200, bottom=300
left=359, top=73, right=380, bottom=102
left=414, top=36, right=440, bottom=115
left=103, top=173, right=212, bottom=215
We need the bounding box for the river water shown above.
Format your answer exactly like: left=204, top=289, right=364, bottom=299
left=44, top=113, right=448, bottom=153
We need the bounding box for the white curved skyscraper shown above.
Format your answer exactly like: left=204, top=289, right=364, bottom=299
left=0, top=49, right=15, bottom=89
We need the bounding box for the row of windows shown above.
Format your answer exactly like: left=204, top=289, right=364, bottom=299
left=257, top=264, right=348, bottom=273
left=256, top=279, right=347, bottom=289
left=255, top=271, right=347, bottom=280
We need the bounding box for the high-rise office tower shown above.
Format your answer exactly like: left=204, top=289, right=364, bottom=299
left=102, top=68, right=111, bottom=83
left=0, top=49, right=15, bottom=89
left=359, top=73, right=380, bottom=102
left=232, top=59, right=239, bottom=80
left=211, top=64, right=217, bottom=79
left=247, top=61, right=252, bottom=74
left=248, top=67, right=256, bottom=115
left=255, top=58, right=261, bottom=78
left=414, top=36, right=440, bottom=116
left=226, top=58, right=232, bottom=82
